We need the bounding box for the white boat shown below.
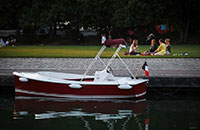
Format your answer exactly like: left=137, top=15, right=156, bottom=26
left=13, top=39, right=148, bottom=99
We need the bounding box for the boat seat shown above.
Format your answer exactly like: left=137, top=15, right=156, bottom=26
left=94, top=69, right=115, bottom=82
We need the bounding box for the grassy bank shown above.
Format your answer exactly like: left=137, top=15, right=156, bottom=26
left=0, top=45, right=199, bottom=58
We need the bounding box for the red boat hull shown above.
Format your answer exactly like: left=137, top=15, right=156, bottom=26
left=14, top=76, right=147, bottom=99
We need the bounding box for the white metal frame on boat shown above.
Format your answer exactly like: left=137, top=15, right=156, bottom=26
left=81, top=45, right=135, bottom=82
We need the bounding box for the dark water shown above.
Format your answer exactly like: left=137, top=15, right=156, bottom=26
left=0, top=94, right=200, bottom=130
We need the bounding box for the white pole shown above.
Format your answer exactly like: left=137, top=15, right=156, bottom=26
left=116, top=53, right=135, bottom=78
left=81, top=45, right=106, bottom=81
left=105, top=45, right=122, bottom=69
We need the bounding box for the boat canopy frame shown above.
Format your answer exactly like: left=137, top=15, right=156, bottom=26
left=81, top=45, right=135, bottom=82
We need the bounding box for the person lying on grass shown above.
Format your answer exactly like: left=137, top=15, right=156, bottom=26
left=154, top=39, right=166, bottom=55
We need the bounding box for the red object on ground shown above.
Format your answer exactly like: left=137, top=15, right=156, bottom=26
left=104, top=38, right=125, bottom=46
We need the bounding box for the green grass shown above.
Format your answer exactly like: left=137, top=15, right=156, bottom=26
left=0, top=45, right=200, bottom=58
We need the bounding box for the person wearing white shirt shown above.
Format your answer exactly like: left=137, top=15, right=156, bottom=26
left=101, top=34, right=106, bottom=45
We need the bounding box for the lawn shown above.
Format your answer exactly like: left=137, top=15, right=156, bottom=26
left=0, top=45, right=199, bottom=58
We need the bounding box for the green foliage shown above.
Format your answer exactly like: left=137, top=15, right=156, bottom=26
left=0, top=0, right=165, bottom=31
left=0, top=0, right=199, bottom=43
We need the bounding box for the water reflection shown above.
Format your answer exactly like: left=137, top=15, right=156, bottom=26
left=14, top=96, right=149, bottom=130
left=0, top=94, right=199, bottom=130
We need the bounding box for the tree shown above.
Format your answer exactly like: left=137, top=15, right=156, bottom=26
left=161, top=0, right=200, bottom=42
left=0, top=0, right=28, bottom=29
left=1, top=0, right=199, bottom=44
left=173, top=0, right=200, bottom=42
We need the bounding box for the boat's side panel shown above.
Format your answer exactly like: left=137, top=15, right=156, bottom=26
left=14, top=76, right=147, bottom=98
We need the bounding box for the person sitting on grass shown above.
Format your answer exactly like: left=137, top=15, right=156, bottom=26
left=143, top=39, right=158, bottom=55
left=165, top=38, right=171, bottom=54
left=129, top=39, right=140, bottom=55
left=154, top=39, right=166, bottom=55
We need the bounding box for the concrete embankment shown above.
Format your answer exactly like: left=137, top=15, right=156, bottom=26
left=0, top=58, right=200, bottom=94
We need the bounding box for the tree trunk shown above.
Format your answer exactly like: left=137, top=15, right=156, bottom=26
left=178, top=19, right=190, bottom=43
left=49, top=25, right=53, bottom=36
left=183, top=19, right=190, bottom=42
left=53, top=22, right=57, bottom=36
left=178, top=28, right=184, bottom=43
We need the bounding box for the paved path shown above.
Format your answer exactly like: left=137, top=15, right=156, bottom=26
left=0, top=58, right=200, bottom=77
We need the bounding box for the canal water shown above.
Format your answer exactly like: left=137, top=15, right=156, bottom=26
left=0, top=93, right=200, bottom=130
